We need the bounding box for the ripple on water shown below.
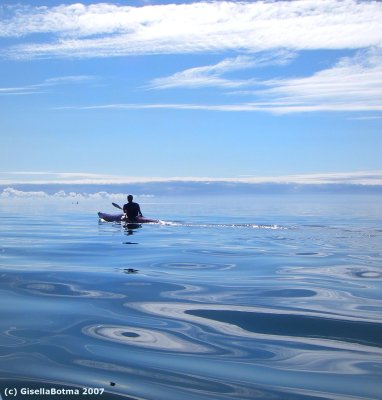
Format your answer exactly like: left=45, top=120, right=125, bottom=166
left=18, top=282, right=125, bottom=299
left=82, top=324, right=211, bottom=354
left=150, top=261, right=235, bottom=271
left=73, top=359, right=269, bottom=400
left=127, top=302, right=382, bottom=351
left=260, top=289, right=317, bottom=298
left=294, top=252, right=330, bottom=257
left=281, top=265, right=382, bottom=282
left=186, top=309, right=382, bottom=348
left=184, top=248, right=262, bottom=258
left=354, top=270, right=382, bottom=279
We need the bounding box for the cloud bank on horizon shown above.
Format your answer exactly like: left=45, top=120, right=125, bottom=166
left=1, top=0, right=382, bottom=114
left=1, top=170, right=382, bottom=186
left=1, top=171, right=382, bottom=202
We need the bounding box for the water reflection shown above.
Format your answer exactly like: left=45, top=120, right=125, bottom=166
left=260, top=288, right=316, bottom=298
left=123, top=268, right=139, bottom=274
left=73, top=358, right=266, bottom=400
left=294, top=252, right=329, bottom=257
left=151, top=261, right=235, bottom=271
left=1, top=202, right=382, bottom=400
left=127, top=302, right=382, bottom=352
left=281, top=265, right=382, bottom=283
left=123, top=223, right=141, bottom=235
left=83, top=324, right=210, bottom=353
left=18, top=281, right=125, bottom=299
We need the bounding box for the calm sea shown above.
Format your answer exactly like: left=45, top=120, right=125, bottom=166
left=1, top=194, right=382, bottom=399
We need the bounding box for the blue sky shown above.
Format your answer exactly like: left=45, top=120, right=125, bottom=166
left=1, top=0, right=382, bottom=186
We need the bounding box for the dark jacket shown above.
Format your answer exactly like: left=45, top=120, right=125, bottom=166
left=123, top=202, right=142, bottom=221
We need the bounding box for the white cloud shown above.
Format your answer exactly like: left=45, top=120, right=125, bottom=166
left=0, top=75, right=96, bottom=95
left=71, top=48, right=382, bottom=113
left=0, top=187, right=49, bottom=198
left=351, top=116, right=382, bottom=120
left=43, top=75, right=95, bottom=85
left=258, top=48, right=382, bottom=110
left=1, top=1, right=382, bottom=59
left=0, top=171, right=123, bottom=184
left=60, top=100, right=382, bottom=114
left=2, top=1, right=380, bottom=112
left=1, top=170, right=382, bottom=186
left=0, top=187, right=128, bottom=201
left=0, top=86, right=36, bottom=95
left=148, top=56, right=255, bottom=89
left=148, top=51, right=295, bottom=89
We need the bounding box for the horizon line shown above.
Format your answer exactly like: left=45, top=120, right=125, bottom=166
left=1, top=170, right=382, bottom=186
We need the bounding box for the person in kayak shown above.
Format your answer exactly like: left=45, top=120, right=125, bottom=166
left=123, top=195, right=142, bottom=222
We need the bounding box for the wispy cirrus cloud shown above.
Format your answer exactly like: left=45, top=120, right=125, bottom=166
left=147, top=51, right=295, bottom=90
left=4, top=1, right=380, bottom=114
left=147, top=56, right=257, bottom=90
left=1, top=1, right=382, bottom=59
left=64, top=101, right=382, bottom=114
left=0, top=75, right=96, bottom=95
left=72, top=48, right=382, bottom=114
left=258, top=48, right=382, bottom=110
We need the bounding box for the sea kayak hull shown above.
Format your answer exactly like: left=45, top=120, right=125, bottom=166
left=98, top=212, right=159, bottom=224
left=98, top=212, right=123, bottom=222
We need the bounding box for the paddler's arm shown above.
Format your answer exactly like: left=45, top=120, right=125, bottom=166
left=122, top=204, right=128, bottom=221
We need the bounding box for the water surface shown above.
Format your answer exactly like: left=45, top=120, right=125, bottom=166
left=1, top=194, right=382, bottom=399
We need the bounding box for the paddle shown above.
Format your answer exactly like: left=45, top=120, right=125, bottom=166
left=112, top=202, right=127, bottom=222
left=112, top=202, right=123, bottom=210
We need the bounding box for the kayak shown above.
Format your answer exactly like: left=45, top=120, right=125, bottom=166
left=98, top=212, right=159, bottom=224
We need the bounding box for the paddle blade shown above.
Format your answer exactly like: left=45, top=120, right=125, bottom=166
left=112, top=202, right=123, bottom=210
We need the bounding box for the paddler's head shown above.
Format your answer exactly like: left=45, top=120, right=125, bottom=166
left=127, top=194, right=133, bottom=203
